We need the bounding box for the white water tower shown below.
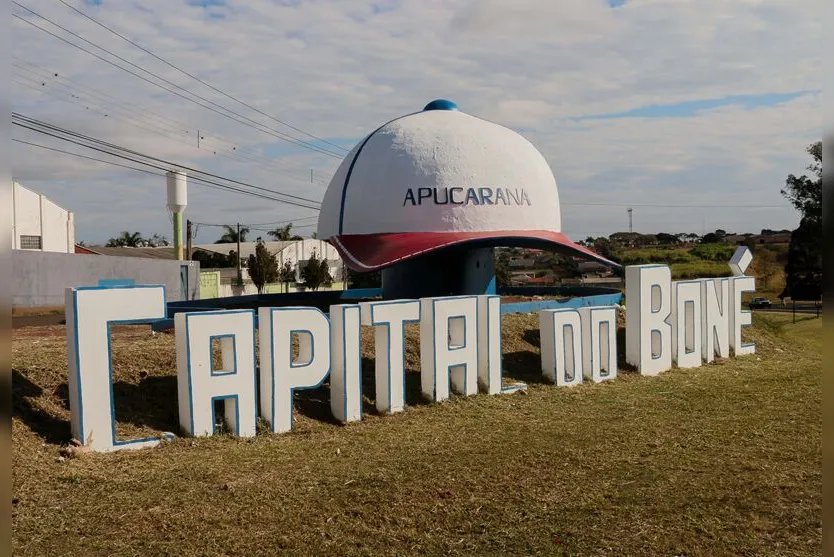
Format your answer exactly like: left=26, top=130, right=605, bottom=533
left=166, top=170, right=188, bottom=260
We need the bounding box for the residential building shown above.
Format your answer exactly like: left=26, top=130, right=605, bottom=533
left=12, top=181, right=75, bottom=253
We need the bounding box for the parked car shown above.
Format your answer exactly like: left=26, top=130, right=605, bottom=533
left=748, top=297, right=772, bottom=309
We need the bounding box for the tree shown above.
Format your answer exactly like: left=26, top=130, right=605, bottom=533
left=299, top=249, right=333, bottom=291
left=246, top=240, right=278, bottom=294
left=656, top=232, right=678, bottom=245
left=192, top=249, right=236, bottom=269
left=267, top=223, right=303, bottom=241
left=781, top=141, right=821, bottom=301
left=344, top=267, right=381, bottom=289
left=494, top=249, right=511, bottom=288
left=216, top=225, right=250, bottom=244
left=277, top=261, right=295, bottom=293
left=106, top=231, right=144, bottom=247
left=146, top=233, right=169, bottom=247
left=781, top=141, right=822, bottom=220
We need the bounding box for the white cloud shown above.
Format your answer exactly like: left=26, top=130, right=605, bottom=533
left=11, top=0, right=821, bottom=243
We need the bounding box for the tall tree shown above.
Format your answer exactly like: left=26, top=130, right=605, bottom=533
left=300, top=249, right=333, bottom=291
left=216, top=225, right=250, bottom=244
left=781, top=141, right=821, bottom=300
left=494, top=249, right=511, bottom=288
left=781, top=141, right=822, bottom=220
left=106, top=231, right=144, bottom=247
left=246, top=240, right=278, bottom=294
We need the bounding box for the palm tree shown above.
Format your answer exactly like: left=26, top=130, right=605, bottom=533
left=216, top=225, right=250, bottom=244
left=267, top=223, right=303, bottom=241
left=106, top=231, right=144, bottom=247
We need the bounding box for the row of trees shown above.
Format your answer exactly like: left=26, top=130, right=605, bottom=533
left=246, top=241, right=334, bottom=293
left=105, top=222, right=311, bottom=247
left=105, top=231, right=170, bottom=247
left=214, top=223, right=308, bottom=244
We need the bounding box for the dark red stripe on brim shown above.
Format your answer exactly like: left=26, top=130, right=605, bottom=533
left=329, top=231, right=620, bottom=272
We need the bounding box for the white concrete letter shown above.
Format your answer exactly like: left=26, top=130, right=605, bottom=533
left=671, top=281, right=703, bottom=369
left=175, top=310, right=257, bottom=438
left=359, top=299, right=420, bottom=414
left=700, top=278, right=730, bottom=362
left=730, top=276, right=756, bottom=356
left=579, top=306, right=618, bottom=382
left=539, top=308, right=583, bottom=387
left=66, top=285, right=167, bottom=452
left=259, top=307, right=331, bottom=433
left=420, top=296, right=478, bottom=401
left=477, top=295, right=503, bottom=394
left=625, top=265, right=672, bottom=375
left=329, top=304, right=362, bottom=423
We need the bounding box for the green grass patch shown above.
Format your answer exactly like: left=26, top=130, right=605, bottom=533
left=670, top=260, right=733, bottom=279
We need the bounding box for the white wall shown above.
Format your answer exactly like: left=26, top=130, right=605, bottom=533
left=12, top=182, right=75, bottom=253
left=275, top=239, right=343, bottom=281
left=13, top=250, right=200, bottom=308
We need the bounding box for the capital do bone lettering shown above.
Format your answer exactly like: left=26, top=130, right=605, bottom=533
left=65, top=264, right=756, bottom=452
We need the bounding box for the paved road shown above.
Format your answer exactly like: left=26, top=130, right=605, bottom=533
left=753, top=306, right=821, bottom=315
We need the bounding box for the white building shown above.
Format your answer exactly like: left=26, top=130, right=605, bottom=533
left=12, top=181, right=75, bottom=253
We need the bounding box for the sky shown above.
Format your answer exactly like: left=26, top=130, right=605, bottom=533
left=11, top=0, right=821, bottom=244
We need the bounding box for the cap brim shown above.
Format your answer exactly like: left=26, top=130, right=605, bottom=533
left=330, top=230, right=620, bottom=271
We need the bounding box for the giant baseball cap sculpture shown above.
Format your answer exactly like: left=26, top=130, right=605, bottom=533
left=318, top=100, right=617, bottom=271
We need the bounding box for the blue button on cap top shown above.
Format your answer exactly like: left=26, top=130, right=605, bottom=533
left=423, top=99, right=459, bottom=111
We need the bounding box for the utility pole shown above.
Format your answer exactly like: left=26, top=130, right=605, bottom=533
left=627, top=207, right=633, bottom=233
left=197, top=129, right=200, bottom=149
left=236, top=222, right=242, bottom=285
left=186, top=219, right=193, bottom=260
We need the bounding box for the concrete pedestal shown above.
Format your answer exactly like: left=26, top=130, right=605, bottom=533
left=382, top=247, right=496, bottom=299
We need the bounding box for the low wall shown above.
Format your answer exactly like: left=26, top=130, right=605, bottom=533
left=202, top=279, right=347, bottom=299
left=12, top=250, right=200, bottom=308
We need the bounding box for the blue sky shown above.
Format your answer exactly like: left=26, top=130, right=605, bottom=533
left=576, top=91, right=818, bottom=120
left=11, top=0, right=821, bottom=243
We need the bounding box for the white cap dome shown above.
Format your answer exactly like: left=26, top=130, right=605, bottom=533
left=317, top=100, right=613, bottom=271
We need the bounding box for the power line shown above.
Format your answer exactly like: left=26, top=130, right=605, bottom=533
left=14, top=59, right=190, bottom=136
left=13, top=112, right=323, bottom=208
left=12, top=64, right=330, bottom=185
left=13, top=57, right=332, bottom=184
left=12, top=137, right=163, bottom=177
left=13, top=115, right=323, bottom=209
left=12, top=5, right=345, bottom=159
left=12, top=2, right=344, bottom=159
left=56, top=0, right=349, bottom=154
left=12, top=135, right=317, bottom=205
left=245, top=215, right=320, bottom=227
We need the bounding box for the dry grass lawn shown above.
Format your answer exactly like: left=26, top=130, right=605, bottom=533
left=12, top=312, right=821, bottom=556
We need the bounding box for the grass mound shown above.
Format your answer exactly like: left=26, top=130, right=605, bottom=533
left=13, top=313, right=821, bottom=556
